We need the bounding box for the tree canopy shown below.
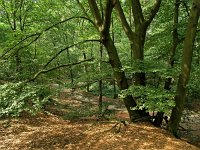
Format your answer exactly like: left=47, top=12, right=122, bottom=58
left=0, top=0, right=200, bottom=137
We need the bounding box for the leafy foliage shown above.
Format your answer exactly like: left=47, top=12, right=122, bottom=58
left=188, top=67, right=200, bottom=98
left=0, top=82, right=51, bottom=117
left=0, top=0, right=199, bottom=131
left=120, top=85, right=175, bottom=113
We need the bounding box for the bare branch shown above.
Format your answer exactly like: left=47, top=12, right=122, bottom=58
left=28, top=58, right=94, bottom=82
left=43, top=39, right=101, bottom=69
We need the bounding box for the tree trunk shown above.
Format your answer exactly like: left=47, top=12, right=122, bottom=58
left=113, top=80, right=118, bottom=99
left=131, top=28, right=147, bottom=86
left=65, top=34, right=74, bottom=90
left=167, top=0, right=200, bottom=137
left=164, top=0, right=180, bottom=90
left=83, top=52, right=90, bottom=92
left=99, top=80, right=103, bottom=113
left=101, top=34, right=143, bottom=120
left=87, top=0, right=145, bottom=120
left=98, top=39, right=103, bottom=113
left=115, top=0, right=161, bottom=86
left=67, top=49, right=74, bottom=89
left=155, top=0, right=181, bottom=126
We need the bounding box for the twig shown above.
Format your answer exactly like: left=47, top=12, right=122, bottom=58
left=108, top=120, right=128, bottom=133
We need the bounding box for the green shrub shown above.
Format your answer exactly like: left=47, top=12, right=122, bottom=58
left=120, top=85, right=175, bottom=113
left=0, top=82, right=51, bottom=117
left=62, top=104, right=98, bottom=120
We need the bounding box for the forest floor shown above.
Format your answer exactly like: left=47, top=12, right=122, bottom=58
left=0, top=89, right=199, bottom=150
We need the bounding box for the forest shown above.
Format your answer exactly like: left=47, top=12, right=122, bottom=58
left=0, top=0, right=200, bottom=149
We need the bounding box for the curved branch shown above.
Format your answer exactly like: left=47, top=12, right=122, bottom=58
left=43, top=39, right=101, bottom=69
left=0, top=33, right=41, bottom=59
left=11, top=34, right=41, bottom=58
left=44, top=16, right=96, bottom=32
left=28, top=58, right=94, bottom=82
left=0, top=16, right=96, bottom=60
left=114, top=0, right=135, bottom=40
left=145, top=0, right=162, bottom=27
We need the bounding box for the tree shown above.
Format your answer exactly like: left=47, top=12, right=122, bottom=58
left=0, top=0, right=199, bottom=133
left=167, top=0, right=200, bottom=137
left=114, top=0, right=162, bottom=86
left=1, top=0, right=31, bottom=78
left=86, top=0, right=144, bottom=120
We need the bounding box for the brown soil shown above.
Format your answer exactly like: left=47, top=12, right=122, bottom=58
left=0, top=113, right=199, bottom=150
left=0, top=90, right=199, bottom=150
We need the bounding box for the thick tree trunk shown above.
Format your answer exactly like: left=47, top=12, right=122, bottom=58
left=167, top=0, right=200, bottom=137
left=131, top=28, right=147, bottom=86
left=106, top=0, right=162, bottom=120
left=101, top=34, right=143, bottom=120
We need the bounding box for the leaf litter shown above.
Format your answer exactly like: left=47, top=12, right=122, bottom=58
left=0, top=89, right=199, bottom=150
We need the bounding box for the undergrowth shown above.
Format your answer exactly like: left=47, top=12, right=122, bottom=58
left=0, top=82, right=51, bottom=117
